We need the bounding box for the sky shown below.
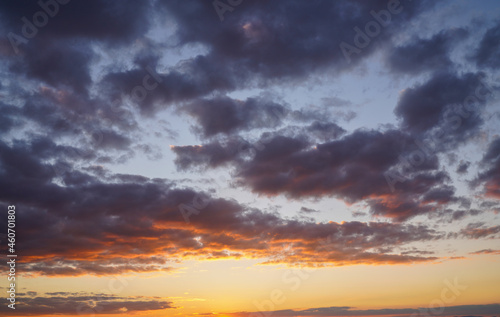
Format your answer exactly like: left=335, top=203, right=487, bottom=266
left=0, top=0, right=500, bottom=316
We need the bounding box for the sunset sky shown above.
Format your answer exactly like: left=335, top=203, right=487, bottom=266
left=0, top=0, right=500, bottom=316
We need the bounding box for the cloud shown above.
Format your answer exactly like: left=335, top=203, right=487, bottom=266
left=9, top=40, right=93, bottom=94
left=100, top=54, right=246, bottom=115
left=0, top=79, right=144, bottom=166
left=470, top=249, right=500, bottom=255
left=386, top=28, right=468, bottom=74
left=0, top=292, right=174, bottom=315
left=156, top=0, right=434, bottom=82
left=395, top=72, right=487, bottom=142
left=182, top=95, right=287, bottom=138
left=171, top=138, right=247, bottom=170
left=299, top=207, right=320, bottom=214
left=306, top=121, right=346, bottom=142
left=172, top=128, right=458, bottom=221
left=472, top=21, right=500, bottom=69
left=456, top=161, right=471, bottom=174
left=95, top=129, right=132, bottom=150
left=458, top=222, right=500, bottom=239
left=0, top=102, right=20, bottom=133
left=0, top=0, right=152, bottom=46
left=19, top=257, right=176, bottom=277
left=228, top=304, right=500, bottom=317
left=473, top=138, right=500, bottom=199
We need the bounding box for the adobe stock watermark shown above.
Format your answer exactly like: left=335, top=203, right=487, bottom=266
left=410, top=278, right=467, bottom=317
left=177, top=138, right=274, bottom=223
left=250, top=247, right=312, bottom=317
left=99, top=65, right=162, bottom=127
left=250, top=267, right=311, bottom=317
left=51, top=64, right=163, bottom=179
left=250, top=237, right=338, bottom=317
left=50, top=130, right=103, bottom=179
left=385, top=79, right=497, bottom=192
left=177, top=107, right=284, bottom=223
left=340, top=0, right=406, bottom=63
left=127, top=66, right=163, bottom=105
left=76, top=275, right=136, bottom=316
left=7, top=0, right=71, bottom=54
left=212, top=0, right=243, bottom=21
left=178, top=192, right=212, bottom=223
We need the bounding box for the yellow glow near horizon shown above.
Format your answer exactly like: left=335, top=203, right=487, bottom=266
left=12, top=256, right=499, bottom=316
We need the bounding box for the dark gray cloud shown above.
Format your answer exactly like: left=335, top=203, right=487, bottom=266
left=472, top=21, right=500, bottom=69
left=306, top=121, right=346, bottom=142
left=386, top=28, right=468, bottom=74
left=96, top=129, right=132, bottom=150
left=100, top=54, right=247, bottom=115
left=457, top=161, right=471, bottom=174
left=395, top=72, right=487, bottom=136
left=9, top=40, right=93, bottom=94
left=86, top=0, right=436, bottom=115
left=458, top=222, right=500, bottom=239
left=157, top=0, right=434, bottom=81
left=231, top=304, right=500, bottom=316
left=0, top=0, right=152, bottom=47
left=182, top=95, right=287, bottom=138
left=0, top=292, right=173, bottom=315
left=171, top=129, right=457, bottom=221
left=470, top=248, right=500, bottom=255
left=473, top=138, right=500, bottom=199
left=0, top=102, right=20, bottom=133
left=300, top=207, right=320, bottom=214
left=172, top=138, right=247, bottom=170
